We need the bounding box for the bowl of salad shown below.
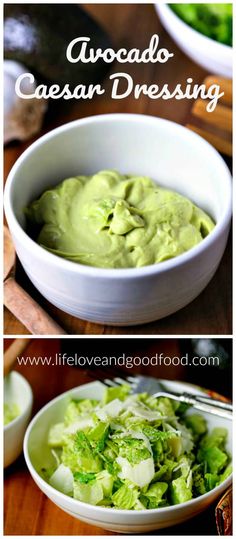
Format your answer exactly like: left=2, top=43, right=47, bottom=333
left=155, top=4, right=232, bottom=78
left=4, top=371, right=33, bottom=467
left=23, top=380, right=232, bottom=533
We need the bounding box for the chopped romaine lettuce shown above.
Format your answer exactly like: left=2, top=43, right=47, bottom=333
left=192, top=464, right=206, bottom=496
left=197, top=427, right=228, bottom=474
left=185, top=414, right=207, bottom=437
left=49, top=463, right=73, bottom=495
left=219, top=464, right=232, bottom=483
left=171, top=476, right=192, bottom=504
left=115, top=436, right=151, bottom=464
left=74, top=478, right=104, bottom=505
left=44, top=386, right=231, bottom=509
left=116, top=456, right=155, bottom=488
left=142, top=482, right=168, bottom=508
left=48, top=423, right=64, bottom=448
left=197, top=446, right=228, bottom=474
left=103, top=384, right=130, bottom=404
left=4, top=402, right=20, bottom=425
left=112, top=482, right=139, bottom=509
left=170, top=4, right=232, bottom=46
left=204, top=473, right=218, bottom=492
left=87, top=421, right=109, bottom=453
left=200, top=427, right=227, bottom=450
left=62, top=431, right=103, bottom=473
left=64, top=399, right=98, bottom=426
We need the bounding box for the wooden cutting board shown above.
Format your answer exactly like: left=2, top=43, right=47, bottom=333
left=186, top=76, right=232, bottom=157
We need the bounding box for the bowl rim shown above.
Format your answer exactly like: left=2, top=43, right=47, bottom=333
left=4, top=370, right=33, bottom=431
left=4, top=113, right=232, bottom=279
left=23, top=378, right=232, bottom=516
left=156, top=3, right=232, bottom=52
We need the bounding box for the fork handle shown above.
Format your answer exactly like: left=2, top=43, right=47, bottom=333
left=182, top=392, right=232, bottom=412
left=154, top=391, right=232, bottom=420
left=181, top=397, right=232, bottom=420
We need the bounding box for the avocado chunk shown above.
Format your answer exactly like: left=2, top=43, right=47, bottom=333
left=4, top=4, right=113, bottom=87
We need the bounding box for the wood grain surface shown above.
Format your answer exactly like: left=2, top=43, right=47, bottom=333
left=4, top=337, right=230, bottom=536
left=4, top=3, right=232, bottom=335
left=187, top=76, right=232, bottom=156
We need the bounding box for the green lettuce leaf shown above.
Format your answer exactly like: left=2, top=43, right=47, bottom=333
left=62, top=432, right=102, bottom=473
left=142, top=482, right=168, bottom=508
left=171, top=476, right=192, bottom=504
left=103, top=385, right=130, bottom=404
left=112, top=482, right=139, bottom=509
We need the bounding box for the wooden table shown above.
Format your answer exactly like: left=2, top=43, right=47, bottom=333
left=4, top=337, right=229, bottom=536
left=4, top=4, right=232, bottom=335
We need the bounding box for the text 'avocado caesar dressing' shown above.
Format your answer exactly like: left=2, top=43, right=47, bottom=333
left=26, top=170, right=215, bottom=269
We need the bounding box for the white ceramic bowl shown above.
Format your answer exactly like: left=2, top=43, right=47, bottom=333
left=4, top=114, right=232, bottom=326
left=4, top=370, right=33, bottom=467
left=24, top=379, right=232, bottom=533
left=155, top=4, right=232, bottom=78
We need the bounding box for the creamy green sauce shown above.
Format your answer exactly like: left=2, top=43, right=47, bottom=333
left=26, top=170, right=215, bottom=269
left=4, top=403, right=20, bottom=425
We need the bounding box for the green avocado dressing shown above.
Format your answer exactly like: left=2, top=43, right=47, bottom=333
left=26, top=170, right=215, bottom=269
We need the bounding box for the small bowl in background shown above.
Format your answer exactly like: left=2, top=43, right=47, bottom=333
left=4, top=370, right=33, bottom=468
left=155, top=4, right=232, bottom=78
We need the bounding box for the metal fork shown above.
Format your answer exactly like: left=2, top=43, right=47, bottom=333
left=103, top=374, right=232, bottom=420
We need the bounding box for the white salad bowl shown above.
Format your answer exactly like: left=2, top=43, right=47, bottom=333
left=4, top=370, right=33, bottom=467
left=155, top=4, right=232, bottom=78
left=4, top=114, right=232, bottom=326
left=23, top=379, right=232, bottom=533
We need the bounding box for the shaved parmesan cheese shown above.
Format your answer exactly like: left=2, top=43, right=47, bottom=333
left=64, top=417, right=94, bottom=434
left=95, top=399, right=124, bottom=421
left=116, top=456, right=155, bottom=488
